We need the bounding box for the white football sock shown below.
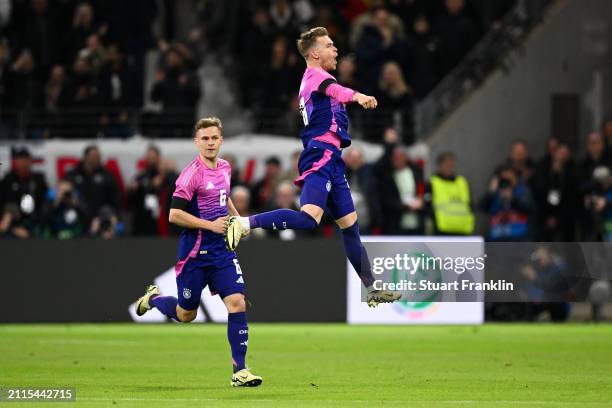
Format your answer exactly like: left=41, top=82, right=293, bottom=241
left=238, top=216, right=251, bottom=231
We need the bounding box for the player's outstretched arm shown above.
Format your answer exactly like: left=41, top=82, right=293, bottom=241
left=168, top=208, right=227, bottom=234
left=322, top=81, right=377, bottom=110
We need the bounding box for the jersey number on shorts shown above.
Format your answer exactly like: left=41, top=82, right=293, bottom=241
left=233, top=259, right=242, bottom=275
left=219, top=189, right=226, bottom=206
left=299, top=97, right=308, bottom=126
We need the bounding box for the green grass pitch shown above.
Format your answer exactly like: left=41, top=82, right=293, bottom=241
left=1, top=324, right=611, bottom=407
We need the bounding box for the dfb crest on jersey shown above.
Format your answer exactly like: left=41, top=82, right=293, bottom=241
left=224, top=172, right=230, bottom=186
left=326, top=180, right=332, bottom=192
left=183, top=288, right=192, bottom=299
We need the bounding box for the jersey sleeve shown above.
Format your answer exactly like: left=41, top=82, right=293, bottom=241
left=173, top=166, right=198, bottom=201
left=324, top=82, right=356, bottom=103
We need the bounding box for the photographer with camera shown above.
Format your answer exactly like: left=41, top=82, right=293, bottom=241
left=532, top=143, right=578, bottom=241
left=520, top=245, right=571, bottom=322
left=0, top=147, right=48, bottom=238
left=480, top=165, right=534, bottom=241
left=127, top=145, right=178, bottom=236
left=582, top=166, right=612, bottom=242
left=579, top=132, right=612, bottom=241
left=43, top=180, right=86, bottom=239
left=63, top=145, right=122, bottom=238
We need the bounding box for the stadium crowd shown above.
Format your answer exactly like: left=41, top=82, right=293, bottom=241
left=217, top=0, right=516, bottom=143
left=0, top=0, right=517, bottom=142
left=0, top=0, right=202, bottom=139
left=2, top=127, right=612, bottom=243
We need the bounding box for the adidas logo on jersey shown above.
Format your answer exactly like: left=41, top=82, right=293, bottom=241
left=206, top=181, right=215, bottom=190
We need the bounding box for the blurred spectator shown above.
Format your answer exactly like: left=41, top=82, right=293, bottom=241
left=251, top=156, right=282, bottom=212
left=496, top=139, right=535, bottom=184
left=312, top=4, right=346, bottom=51
left=520, top=245, right=571, bottom=322
left=0, top=147, right=48, bottom=237
left=265, top=181, right=303, bottom=240
left=150, top=47, right=201, bottom=138
left=45, top=64, right=72, bottom=112
left=0, top=0, right=10, bottom=31
left=67, top=55, right=98, bottom=137
left=536, top=137, right=560, bottom=171
left=532, top=144, right=577, bottom=241
left=365, top=61, right=414, bottom=144
left=373, top=133, right=425, bottom=235
left=350, top=2, right=405, bottom=50
left=67, top=3, right=97, bottom=63
left=278, top=91, right=304, bottom=136
left=271, top=180, right=299, bottom=212
left=235, top=5, right=275, bottom=109
left=128, top=145, right=178, bottom=236
left=158, top=38, right=200, bottom=72
left=280, top=150, right=301, bottom=184
left=582, top=166, right=612, bottom=242
left=255, top=36, right=300, bottom=133
left=0, top=37, right=9, bottom=130
left=0, top=202, right=29, bottom=238
left=337, top=54, right=357, bottom=89
left=425, top=152, right=474, bottom=235
left=595, top=168, right=612, bottom=242
left=434, top=0, right=480, bottom=77
left=336, top=55, right=360, bottom=127
left=231, top=184, right=265, bottom=240
left=17, top=0, right=58, bottom=73
left=480, top=166, right=534, bottom=241
left=44, top=64, right=72, bottom=137
left=231, top=185, right=252, bottom=216
left=97, top=44, right=137, bottom=138
left=43, top=180, right=86, bottom=239
left=89, top=204, right=118, bottom=239
left=354, top=6, right=406, bottom=94
left=386, top=0, right=438, bottom=33
left=71, top=55, right=97, bottom=106
left=3, top=49, right=44, bottom=134
left=579, top=132, right=612, bottom=240
left=405, top=14, right=438, bottom=98
left=579, top=132, right=611, bottom=183
left=602, top=119, right=612, bottom=148
left=479, top=0, right=516, bottom=31
left=79, top=33, right=106, bottom=74
left=269, top=0, right=298, bottom=38
left=63, top=145, right=121, bottom=231
left=343, top=147, right=374, bottom=233
left=1, top=0, right=160, bottom=139
left=221, top=153, right=244, bottom=189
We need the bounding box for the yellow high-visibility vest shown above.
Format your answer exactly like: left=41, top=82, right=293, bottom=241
left=430, top=175, right=475, bottom=234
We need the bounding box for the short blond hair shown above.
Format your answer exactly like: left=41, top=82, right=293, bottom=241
left=296, top=27, right=329, bottom=58
left=194, top=117, right=222, bottom=136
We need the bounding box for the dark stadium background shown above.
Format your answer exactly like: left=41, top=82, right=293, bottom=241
left=0, top=0, right=611, bottom=324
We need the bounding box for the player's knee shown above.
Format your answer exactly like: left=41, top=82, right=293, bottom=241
left=337, top=211, right=358, bottom=230
left=225, top=294, right=246, bottom=313
left=177, top=307, right=197, bottom=323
